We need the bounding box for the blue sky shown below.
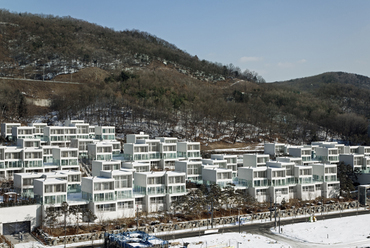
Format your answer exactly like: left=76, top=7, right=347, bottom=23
left=2, top=1, right=370, bottom=82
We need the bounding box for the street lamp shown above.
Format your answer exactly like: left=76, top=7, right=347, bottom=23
left=238, top=208, right=241, bottom=234
left=274, top=191, right=281, bottom=230
left=61, top=201, right=69, bottom=248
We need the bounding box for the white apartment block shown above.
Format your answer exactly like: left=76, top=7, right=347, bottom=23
left=177, top=141, right=201, bottom=160
left=81, top=169, right=134, bottom=219
left=310, top=163, right=340, bottom=199
left=124, top=133, right=184, bottom=170
left=70, top=138, right=94, bottom=159
left=12, top=126, right=34, bottom=141
left=95, top=126, right=115, bottom=141
left=243, top=154, right=270, bottom=167
left=210, top=154, right=238, bottom=177
left=88, top=142, right=113, bottom=162
left=175, top=160, right=203, bottom=183
left=202, top=167, right=233, bottom=188
left=28, top=123, right=47, bottom=141
left=91, top=160, right=121, bottom=176
left=264, top=143, right=288, bottom=157
left=316, top=147, right=339, bottom=163
left=133, top=171, right=186, bottom=213
left=121, top=161, right=150, bottom=172
left=1, top=123, right=21, bottom=141
left=34, top=177, right=68, bottom=206
left=52, top=147, right=79, bottom=170
left=14, top=170, right=81, bottom=198
left=6, top=122, right=370, bottom=233
left=288, top=146, right=313, bottom=163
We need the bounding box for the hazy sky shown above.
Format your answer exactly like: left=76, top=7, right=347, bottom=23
left=2, top=1, right=370, bottom=82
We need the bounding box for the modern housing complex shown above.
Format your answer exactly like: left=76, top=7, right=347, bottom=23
left=0, top=121, right=368, bottom=235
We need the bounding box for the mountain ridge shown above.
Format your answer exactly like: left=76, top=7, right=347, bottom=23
left=0, top=9, right=369, bottom=146
left=273, top=71, right=370, bottom=92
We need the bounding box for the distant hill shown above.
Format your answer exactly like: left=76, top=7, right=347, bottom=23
left=0, top=9, right=263, bottom=83
left=272, top=72, right=370, bottom=119
left=273, top=72, right=370, bottom=92
left=0, top=10, right=369, bottom=146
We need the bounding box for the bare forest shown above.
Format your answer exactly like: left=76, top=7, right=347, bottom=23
left=0, top=9, right=369, bottom=145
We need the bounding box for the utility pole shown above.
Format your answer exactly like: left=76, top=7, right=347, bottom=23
left=279, top=216, right=281, bottom=233
left=238, top=209, right=241, bottom=234
left=211, top=201, right=214, bottom=229
left=270, top=197, right=272, bottom=221
left=274, top=201, right=277, bottom=230
left=136, top=204, right=139, bottom=230
left=61, top=202, right=69, bottom=248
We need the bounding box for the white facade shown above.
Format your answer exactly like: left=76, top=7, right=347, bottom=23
left=0, top=122, right=357, bottom=230
left=243, top=154, right=269, bottom=167
left=133, top=171, right=186, bottom=213
left=264, top=143, right=287, bottom=157
left=202, top=167, right=233, bottom=188
left=175, top=160, right=202, bottom=183
left=91, top=160, right=121, bottom=176
left=1, top=123, right=21, bottom=141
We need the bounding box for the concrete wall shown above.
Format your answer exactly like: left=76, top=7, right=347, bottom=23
left=0, top=205, right=41, bottom=234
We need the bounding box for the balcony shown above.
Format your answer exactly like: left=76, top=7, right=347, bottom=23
left=93, top=192, right=116, bottom=202
left=232, top=178, right=249, bottom=187
left=147, top=186, right=166, bottom=195
left=116, top=190, right=133, bottom=199
left=167, top=185, right=186, bottom=194
left=324, top=175, right=337, bottom=182
left=253, top=179, right=269, bottom=187
left=24, top=160, right=43, bottom=168
left=298, top=177, right=313, bottom=184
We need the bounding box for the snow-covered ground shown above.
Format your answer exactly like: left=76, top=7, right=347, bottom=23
left=272, top=213, right=370, bottom=246
left=170, top=232, right=290, bottom=248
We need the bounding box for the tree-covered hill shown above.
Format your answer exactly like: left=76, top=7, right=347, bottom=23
left=0, top=9, right=369, bottom=146
left=274, top=72, right=370, bottom=92
left=0, top=9, right=263, bottom=83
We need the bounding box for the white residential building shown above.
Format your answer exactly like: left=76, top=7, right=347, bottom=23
left=210, top=154, right=238, bottom=177
left=133, top=171, right=186, bottom=213
left=202, top=167, right=233, bottom=188
left=177, top=141, right=201, bottom=160
left=243, top=154, right=270, bottom=167
left=264, top=143, right=288, bottom=157
left=1, top=123, right=21, bottom=141
left=175, top=160, right=202, bottom=183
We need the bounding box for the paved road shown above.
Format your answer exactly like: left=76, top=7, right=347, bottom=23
left=0, top=76, right=81, bottom=84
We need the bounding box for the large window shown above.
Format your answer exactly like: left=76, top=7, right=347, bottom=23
left=168, top=176, right=184, bottom=184
left=23, top=178, right=34, bottom=186
left=147, top=177, right=164, bottom=185
left=45, top=184, right=66, bottom=193
left=116, top=190, right=132, bottom=199
left=302, top=186, right=315, bottom=192
left=94, top=182, right=114, bottom=191
left=96, top=203, right=116, bottom=212
left=68, top=175, right=80, bottom=182
left=44, top=195, right=66, bottom=204
left=114, top=175, right=130, bottom=188
left=94, top=192, right=115, bottom=202
left=147, top=186, right=165, bottom=195
left=117, top=201, right=134, bottom=209
left=253, top=171, right=267, bottom=178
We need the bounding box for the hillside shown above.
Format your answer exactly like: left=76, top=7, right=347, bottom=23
left=274, top=72, right=370, bottom=92
left=0, top=10, right=369, bottom=146
left=274, top=72, right=370, bottom=119
left=0, top=9, right=263, bottom=84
